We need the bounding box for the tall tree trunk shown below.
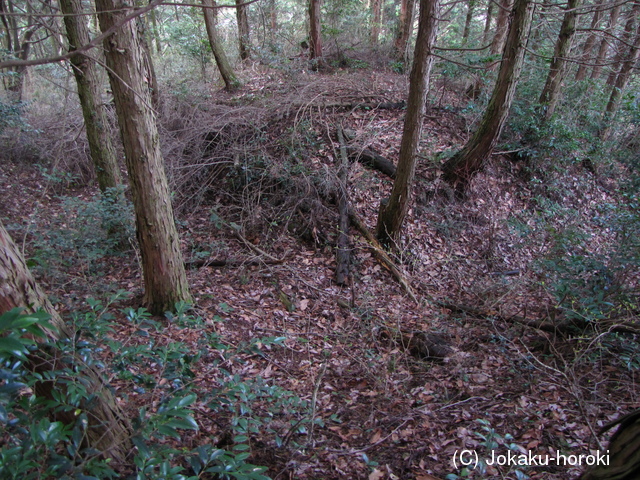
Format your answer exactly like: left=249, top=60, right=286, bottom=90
left=0, top=221, right=132, bottom=463
left=599, top=1, right=640, bottom=140
left=574, top=0, right=605, bottom=81
left=591, top=2, right=621, bottom=79
left=95, top=0, right=192, bottom=315
left=202, top=0, right=241, bottom=90
left=482, top=0, right=494, bottom=44
left=490, top=0, right=513, bottom=56
left=605, top=1, right=638, bottom=86
left=236, top=0, right=250, bottom=60
left=463, top=0, right=476, bottom=44
left=268, top=0, right=277, bottom=44
left=309, top=0, right=323, bottom=60
left=443, top=0, right=534, bottom=193
left=59, top=0, right=122, bottom=194
left=371, top=0, right=383, bottom=44
left=376, top=0, right=439, bottom=246
left=394, top=0, right=416, bottom=60
left=538, top=0, right=581, bottom=120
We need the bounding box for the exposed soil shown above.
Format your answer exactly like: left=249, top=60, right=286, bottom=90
left=1, top=67, right=637, bottom=480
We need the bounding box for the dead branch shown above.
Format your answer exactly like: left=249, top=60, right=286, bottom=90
left=335, top=125, right=351, bottom=286
left=348, top=209, right=418, bottom=303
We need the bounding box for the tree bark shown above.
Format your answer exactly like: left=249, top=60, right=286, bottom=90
left=136, top=14, right=159, bottom=108
left=599, top=1, right=640, bottom=140
left=574, top=0, right=605, bottom=81
left=309, top=0, right=323, bottom=60
left=538, top=0, right=581, bottom=120
left=95, top=0, right=192, bottom=314
left=202, top=0, right=241, bottom=90
left=463, top=0, right=476, bottom=44
left=591, top=2, right=621, bottom=79
left=235, top=0, right=250, bottom=60
left=490, top=0, right=513, bottom=56
left=0, top=221, right=132, bottom=463
left=394, top=0, right=416, bottom=61
left=59, top=0, right=122, bottom=194
left=605, top=1, right=639, bottom=86
left=482, top=0, right=494, bottom=44
left=371, top=0, right=383, bottom=44
left=376, top=0, right=439, bottom=246
left=442, top=0, right=534, bottom=192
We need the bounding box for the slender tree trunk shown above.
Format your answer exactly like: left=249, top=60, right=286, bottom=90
left=59, top=0, right=122, bottom=194
left=538, top=0, right=581, bottom=120
left=490, top=0, right=513, bottom=56
left=443, top=0, right=534, bottom=192
left=0, top=221, right=132, bottom=463
left=236, top=0, right=250, bottom=60
left=482, top=0, right=494, bottom=44
left=0, top=0, right=12, bottom=52
left=371, top=0, right=383, bottom=44
left=376, top=0, right=439, bottom=246
left=309, top=0, right=323, bottom=60
left=599, top=2, right=640, bottom=140
left=606, top=1, right=639, bottom=86
left=149, top=2, right=162, bottom=53
left=7, top=24, right=38, bottom=101
left=268, top=0, right=277, bottom=44
left=394, top=0, right=416, bottom=60
left=95, top=0, right=192, bottom=315
left=591, top=2, right=621, bottom=79
left=202, top=0, right=241, bottom=90
left=574, top=0, right=604, bottom=81
left=463, top=0, right=476, bottom=44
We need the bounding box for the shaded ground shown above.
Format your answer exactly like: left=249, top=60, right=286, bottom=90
left=1, top=66, right=637, bottom=480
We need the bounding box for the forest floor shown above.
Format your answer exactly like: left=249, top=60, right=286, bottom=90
left=0, top=65, right=638, bottom=480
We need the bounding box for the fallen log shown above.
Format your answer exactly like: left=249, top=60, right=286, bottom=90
left=335, top=126, right=351, bottom=286
left=346, top=146, right=396, bottom=178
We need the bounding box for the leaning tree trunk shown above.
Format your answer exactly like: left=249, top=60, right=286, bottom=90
left=309, top=0, right=323, bottom=61
left=442, top=0, right=534, bottom=193
left=0, top=221, right=131, bottom=463
left=574, top=0, right=605, bottom=81
left=591, top=2, right=621, bottom=79
left=59, top=0, right=122, bottom=194
left=95, top=0, right=192, bottom=314
left=605, top=1, right=639, bottom=86
left=376, top=0, right=439, bottom=247
left=599, top=3, right=640, bottom=141
left=538, top=0, right=581, bottom=120
left=202, top=0, right=241, bottom=90
left=235, top=0, right=250, bottom=60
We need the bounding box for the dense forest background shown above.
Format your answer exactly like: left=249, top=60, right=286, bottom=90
left=1, top=0, right=639, bottom=478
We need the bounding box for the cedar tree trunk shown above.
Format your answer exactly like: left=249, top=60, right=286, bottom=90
left=309, top=0, right=323, bottom=60
left=394, top=0, right=416, bottom=61
left=490, top=0, right=513, bottom=56
left=442, top=0, right=534, bottom=192
left=60, top=0, right=122, bottom=194
left=202, top=0, right=241, bottom=90
left=95, top=0, right=192, bottom=314
left=599, top=2, right=640, bottom=140
left=463, top=0, right=475, bottom=44
left=538, top=0, right=580, bottom=120
left=0, top=221, right=132, bottom=463
left=376, top=0, right=439, bottom=246
left=591, top=2, right=621, bottom=79
left=236, top=0, right=250, bottom=60
left=371, top=0, right=383, bottom=44
left=482, top=0, right=494, bottom=44
left=574, top=0, right=604, bottom=81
